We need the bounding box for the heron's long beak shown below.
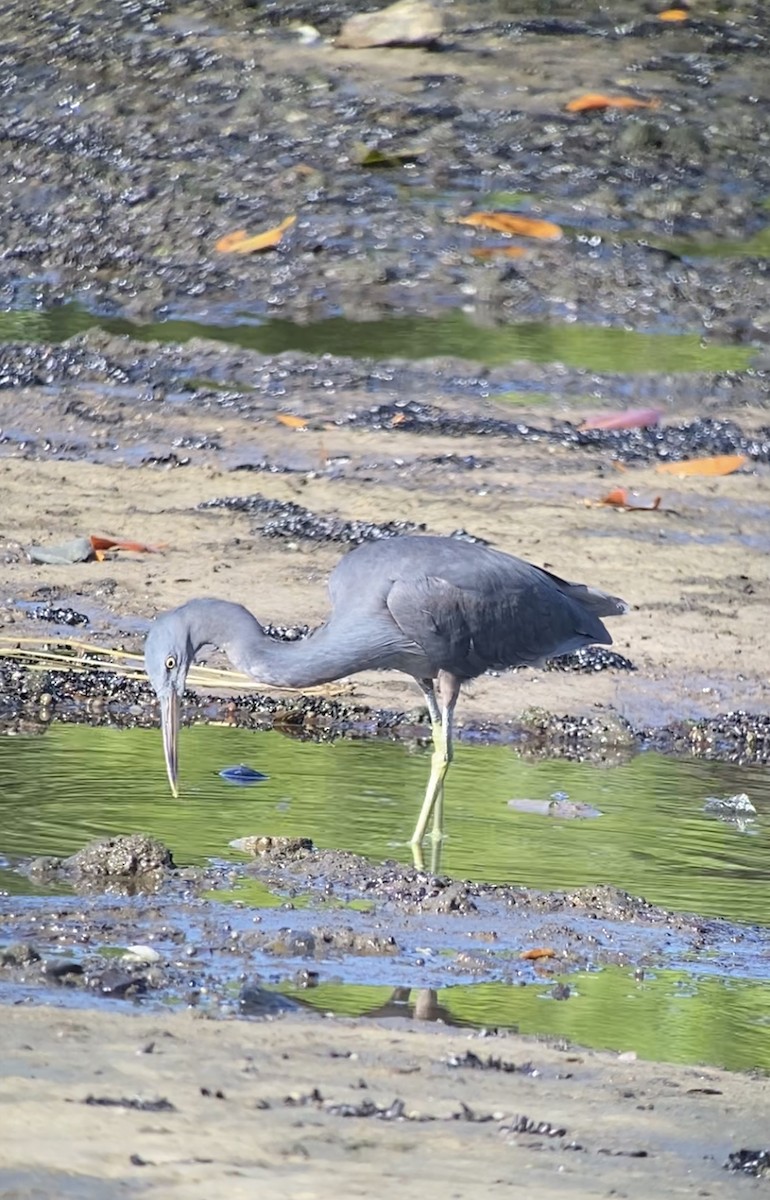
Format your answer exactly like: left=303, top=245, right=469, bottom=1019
left=160, top=690, right=180, bottom=798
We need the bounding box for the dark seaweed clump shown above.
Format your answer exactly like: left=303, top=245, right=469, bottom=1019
left=199, top=493, right=425, bottom=544
left=342, top=405, right=770, bottom=466
left=725, top=1149, right=770, bottom=1177
left=544, top=647, right=635, bottom=673
left=28, top=604, right=90, bottom=627
left=658, top=712, right=770, bottom=766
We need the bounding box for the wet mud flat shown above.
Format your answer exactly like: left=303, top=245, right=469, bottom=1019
left=2, top=346, right=770, bottom=739
left=2, top=831, right=769, bottom=1008
left=3, top=835, right=770, bottom=1198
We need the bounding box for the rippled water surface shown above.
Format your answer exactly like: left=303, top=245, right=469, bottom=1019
left=2, top=725, right=770, bottom=918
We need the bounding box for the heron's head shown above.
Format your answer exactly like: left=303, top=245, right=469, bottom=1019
left=144, top=610, right=194, bottom=798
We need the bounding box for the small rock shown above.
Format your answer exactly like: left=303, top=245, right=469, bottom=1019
left=239, top=984, right=297, bottom=1016
left=63, top=834, right=174, bottom=877
left=268, top=930, right=317, bottom=957
left=1, top=942, right=42, bottom=967
left=337, top=0, right=443, bottom=49
left=42, top=959, right=83, bottom=980
left=88, top=967, right=148, bottom=998
left=122, top=945, right=162, bottom=965
left=230, top=835, right=313, bottom=857
left=703, top=792, right=756, bottom=816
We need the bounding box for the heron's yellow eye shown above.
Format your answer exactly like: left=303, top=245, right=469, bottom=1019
left=165, top=655, right=176, bottom=670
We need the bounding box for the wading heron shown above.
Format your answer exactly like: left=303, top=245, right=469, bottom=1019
left=145, top=535, right=627, bottom=859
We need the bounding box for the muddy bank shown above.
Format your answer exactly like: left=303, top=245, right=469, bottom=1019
left=0, top=2, right=768, bottom=742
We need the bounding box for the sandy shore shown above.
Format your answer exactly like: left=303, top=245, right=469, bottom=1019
left=2, top=394, right=769, bottom=730
left=1, top=1002, right=766, bottom=1199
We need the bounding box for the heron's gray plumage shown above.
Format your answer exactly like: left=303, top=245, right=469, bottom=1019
left=145, top=534, right=628, bottom=856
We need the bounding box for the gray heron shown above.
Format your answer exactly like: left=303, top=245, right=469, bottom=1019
left=145, top=535, right=627, bottom=859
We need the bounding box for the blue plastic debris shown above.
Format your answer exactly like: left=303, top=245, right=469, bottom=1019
left=218, top=765, right=269, bottom=785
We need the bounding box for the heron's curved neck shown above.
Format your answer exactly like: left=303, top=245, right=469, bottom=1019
left=187, top=598, right=380, bottom=689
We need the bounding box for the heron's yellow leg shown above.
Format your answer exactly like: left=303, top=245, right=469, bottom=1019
left=411, top=705, right=454, bottom=855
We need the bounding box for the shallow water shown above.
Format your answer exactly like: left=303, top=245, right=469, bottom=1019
left=287, top=969, right=770, bottom=1074
left=0, top=304, right=752, bottom=375
left=2, top=724, right=770, bottom=917
left=2, top=723, right=770, bottom=1070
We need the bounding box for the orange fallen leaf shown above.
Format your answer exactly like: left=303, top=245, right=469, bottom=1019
left=215, top=215, right=296, bottom=254
left=470, top=246, right=528, bottom=260
left=89, top=535, right=166, bottom=560
left=565, top=93, right=660, bottom=113
left=521, top=948, right=556, bottom=961
left=595, top=487, right=662, bottom=511
left=215, top=228, right=249, bottom=252
left=580, top=407, right=664, bottom=432
left=658, top=8, right=689, bottom=19
left=276, top=413, right=309, bottom=430
left=458, top=212, right=562, bottom=241
left=655, top=454, right=747, bottom=477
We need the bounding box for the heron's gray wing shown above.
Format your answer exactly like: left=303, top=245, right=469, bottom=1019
left=386, top=567, right=615, bottom=679
left=386, top=576, right=474, bottom=669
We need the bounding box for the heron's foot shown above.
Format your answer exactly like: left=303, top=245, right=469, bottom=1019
left=428, top=830, right=444, bottom=876
left=410, top=833, right=444, bottom=875
left=411, top=841, right=426, bottom=871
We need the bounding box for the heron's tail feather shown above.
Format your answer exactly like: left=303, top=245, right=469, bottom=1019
left=565, top=584, right=628, bottom=618
left=540, top=568, right=629, bottom=618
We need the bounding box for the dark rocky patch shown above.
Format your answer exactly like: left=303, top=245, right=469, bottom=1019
left=445, top=1050, right=534, bottom=1074
left=82, top=1096, right=176, bottom=1113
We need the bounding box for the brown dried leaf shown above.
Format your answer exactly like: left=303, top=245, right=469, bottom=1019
left=521, top=948, right=557, bottom=961
left=655, top=454, right=747, bottom=477
left=458, top=212, right=562, bottom=240
left=565, top=93, right=661, bottom=113
left=215, top=229, right=249, bottom=252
